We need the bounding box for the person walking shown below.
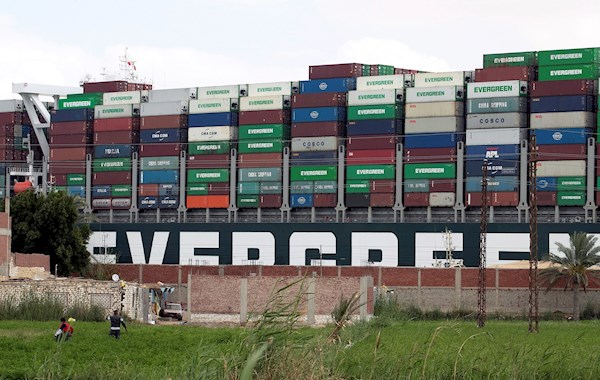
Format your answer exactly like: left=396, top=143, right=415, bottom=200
left=108, top=309, right=128, bottom=339
left=54, top=317, right=74, bottom=341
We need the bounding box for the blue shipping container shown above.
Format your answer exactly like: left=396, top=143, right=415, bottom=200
left=290, top=151, right=338, bottom=166
left=292, top=107, right=346, bottom=123
left=291, top=194, right=314, bottom=207
left=188, top=112, right=238, bottom=127
left=94, top=144, right=132, bottom=159
left=299, top=78, right=356, bottom=94
left=21, top=125, right=32, bottom=137
left=466, top=176, right=519, bottom=192
left=466, top=159, right=519, bottom=176
left=51, top=109, right=94, bottom=122
left=140, top=170, right=179, bottom=184
left=159, top=184, right=178, bottom=197
left=92, top=185, right=111, bottom=198
left=139, top=196, right=158, bottom=209
left=346, top=119, right=401, bottom=136
left=534, top=128, right=590, bottom=145
left=140, top=128, right=187, bottom=144
left=530, top=95, right=595, bottom=113
left=159, top=195, right=179, bottom=209
left=465, top=144, right=520, bottom=161
left=67, top=186, right=85, bottom=197
left=537, top=177, right=558, bottom=191
left=404, top=133, right=460, bottom=149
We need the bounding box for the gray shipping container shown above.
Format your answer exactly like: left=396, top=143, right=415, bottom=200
left=404, top=117, right=465, bottom=134
left=291, top=136, right=341, bottom=152
left=466, top=128, right=527, bottom=145
left=530, top=111, right=594, bottom=129
left=140, top=101, right=188, bottom=117
left=143, top=88, right=197, bottom=102
left=140, top=156, right=179, bottom=171
left=405, top=101, right=464, bottom=117
left=239, top=167, right=283, bottom=182
left=467, top=97, right=528, bottom=114
left=536, top=160, right=586, bottom=177
left=466, top=112, right=527, bottom=129
left=112, top=198, right=132, bottom=208
left=429, top=192, right=455, bottom=207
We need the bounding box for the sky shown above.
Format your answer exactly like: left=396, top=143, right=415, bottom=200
left=1, top=0, right=600, bottom=99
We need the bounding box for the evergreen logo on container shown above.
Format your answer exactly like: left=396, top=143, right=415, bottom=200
left=257, top=87, right=282, bottom=93
left=366, top=80, right=393, bottom=86
left=64, top=101, right=91, bottom=108
left=550, top=53, right=583, bottom=60
left=199, top=102, right=222, bottom=108
left=249, top=100, right=274, bottom=105
left=417, top=91, right=444, bottom=97
left=493, top=57, right=525, bottom=64
left=473, top=85, right=512, bottom=93
left=357, top=109, right=385, bottom=115
left=103, top=107, right=125, bottom=113
left=415, top=168, right=444, bottom=174
left=358, top=94, right=385, bottom=100
left=207, top=90, right=231, bottom=95
left=424, top=77, right=453, bottom=83
left=550, top=69, right=583, bottom=76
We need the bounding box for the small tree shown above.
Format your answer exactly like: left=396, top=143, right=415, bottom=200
left=540, top=231, right=600, bottom=321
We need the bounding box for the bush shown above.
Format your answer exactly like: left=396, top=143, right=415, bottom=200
left=581, top=302, right=597, bottom=320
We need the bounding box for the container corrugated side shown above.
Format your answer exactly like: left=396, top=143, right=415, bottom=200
left=355, top=74, right=406, bottom=90
left=239, top=168, right=282, bottom=182
left=140, top=156, right=179, bottom=171
left=414, top=71, right=473, bottom=87
left=404, top=163, right=456, bottom=179
left=466, top=113, right=527, bottom=129
left=239, top=124, right=287, bottom=140
left=467, top=81, right=528, bottom=99
left=290, top=166, right=337, bottom=181
left=140, top=101, right=188, bottom=116
left=145, top=88, right=197, bottom=102
left=291, top=136, right=340, bottom=152
left=189, top=98, right=238, bottom=114
left=538, top=48, right=600, bottom=66
left=404, top=117, right=465, bottom=133
left=429, top=192, right=455, bottom=207
left=347, top=89, right=402, bottom=106
left=536, top=160, right=586, bottom=177
left=187, top=168, right=230, bottom=183
left=238, top=140, right=283, bottom=154
left=347, top=104, right=402, bottom=120
left=530, top=112, right=594, bottom=129
left=103, top=91, right=142, bottom=105
left=405, top=86, right=464, bottom=103
left=405, top=102, right=464, bottom=118
left=346, top=165, right=395, bottom=180
left=538, top=64, right=600, bottom=81
left=465, top=128, right=527, bottom=145
left=483, top=51, right=537, bottom=67
left=239, top=95, right=290, bottom=111
left=94, top=104, right=138, bottom=119
left=188, top=126, right=237, bottom=142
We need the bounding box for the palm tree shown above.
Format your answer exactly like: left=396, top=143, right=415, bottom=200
left=540, top=231, right=600, bottom=321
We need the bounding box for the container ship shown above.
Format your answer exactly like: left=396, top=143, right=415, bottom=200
left=6, top=47, right=600, bottom=268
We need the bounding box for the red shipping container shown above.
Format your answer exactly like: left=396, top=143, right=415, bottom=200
left=537, top=144, right=586, bottom=161
left=139, top=143, right=181, bottom=157
left=93, top=171, right=131, bottom=185
left=50, top=147, right=87, bottom=161
left=347, top=149, right=395, bottom=165
left=430, top=179, right=456, bottom=192
left=291, top=122, right=344, bottom=137
left=403, top=193, right=429, bottom=207
left=395, top=68, right=421, bottom=75
left=346, top=135, right=396, bottom=150
left=94, top=117, right=139, bottom=132
left=52, top=174, right=67, bottom=186
left=207, top=182, right=229, bottom=195
left=466, top=192, right=519, bottom=207
left=404, top=147, right=457, bottom=163
left=596, top=193, right=600, bottom=207
left=50, top=162, right=86, bottom=175
left=50, top=134, right=89, bottom=146
left=530, top=80, right=595, bottom=96
left=537, top=192, right=558, bottom=206
left=371, top=180, right=395, bottom=193
left=186, top=195, right=229, bottom=209
left=0, top=112, right=22, bottom=125
left=128, top=83, right=152, bottom=91
left=94, top=131, right=138, bottom=144
left=139, top=184, right=159, bottom=197
left=260, top=194, right=282, bottom=208
left=237, top=153, right=282, bottom=168
left=239, top=110, right=290, bottom=125
left=475, top=66, right=536, bottom=82
left=370, top=193, right=394, bottom=207
left=50, top=121, right=90, bottom=135
left=141, top=115, right=187, bottom=130
left=309, top=63, right=362, bottom=79
left=83, top=81, right=128, bottom=93
left=314, top=193, right=337, bottom=207
left=292, top=93, right=347, bottom=108
left=187, top=154, right=230, bottom=169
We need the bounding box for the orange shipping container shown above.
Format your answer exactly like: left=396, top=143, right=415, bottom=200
left=50, top=147, right=87, bottom=161
left=139, top=184, right=159, bottom=197
left=186, top=195, right=230, bottom=209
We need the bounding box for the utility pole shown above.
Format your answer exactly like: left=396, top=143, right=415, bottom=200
left=477, top=160, right=488, bottom=328
left=528, top=133, right=539, bottom=333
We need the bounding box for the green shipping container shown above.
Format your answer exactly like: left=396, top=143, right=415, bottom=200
left=483, top=51, right=537, bottom=68
left=112, top=185, right=132, bottom=197
left=290, top=166, right=337, bottom=181
left=538, top=48, right=600, bottom=66
left=238, top=181, right=260, bottom=195
left=290, top=181, right=314, bottom=194
left=53, top=186, right=67, bottom=192
left=557, top=191, right=585, bottom=206
left=58, top=93, right=103, bottom=109
left=0, top=188, right=4, bottom=198
left=378, top=65, right=394, bottom=75
left=314, top=181, right=337, bottom=193
left=238, top=140, right=283, bottom=154
left=67, top=173, right=85, bottom=186
left=346, top=165, right=395, bottom=180
left=347, top=104, right=402, bottom=121
left=239, top=167, right=282, bottom=182
left=260, top=182, right=282, bottom=194
left=239, top=124, right=287, bottom=140
left=188, top=141, right=231, bottom=155
left=238, top=195, right=259, bottom=208
left=187, top=184, right=208, bottom=195
left=93, top=158, right=131, bottom=172
left=404, top=163, right=456, bottom=179
left=140, top=156, right=179, bottom=171
left=557, top=177, right=585, bottom=191
left=187, top=169, right=229, bottom=183
left=537, top=64, right=600, bottom=81
left=346, top=180, right=370, bottom=194
left=362, top=65, right=371, bottom=76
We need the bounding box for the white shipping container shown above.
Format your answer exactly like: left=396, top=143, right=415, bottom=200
left=188, top=126, right=237, bottom=142
left=0, top=99, right=23, bottom=113
left=356, top=74, right=406, bottom=90
left=466, top=128, right=527, bottom=145
left=429, top=192, right=455, bottom=207
left=466, top=113, right=527, bottom=129
left=405, top=86, right=464, bottom=103
left=414, top=71, right=473, bottom=88
left=189, top=98, right=238, bottom=114
left=239, top=95, right=290, bottom=111
left=94, top=104, right=138, bottom=119
left=92, top=199, right=111, bottom=208
left=112, top=198, right=132, bottom=208
left=530, top=111, right=594, bottom=129
left=197, top=85, right=244, bottom=99
left=143, top=88, right=197, bottom=103
left=347, top=89, right=402, bottom=106
left=405, top=102, right=464, bottom=118
left=140, top=101, right=188, bottom=117
left=247, top=81, right=298, bottom=97
left=102, top=91, right=142, bottom=106
left=404, top=117, right=465, bottom=134
left=536, top=160, right=586, bottom=177
left=291, top=136, right=340, bottom=152
left=467, top=81, right=528, bottom=99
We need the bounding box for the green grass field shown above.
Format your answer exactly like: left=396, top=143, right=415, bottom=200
left=1, top=319, right=600, bottom=379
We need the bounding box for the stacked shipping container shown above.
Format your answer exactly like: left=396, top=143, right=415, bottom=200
left=0, top=100, right=27, bottom=197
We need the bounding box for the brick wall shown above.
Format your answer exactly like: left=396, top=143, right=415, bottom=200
left=13, top=253, right=50, bottom=272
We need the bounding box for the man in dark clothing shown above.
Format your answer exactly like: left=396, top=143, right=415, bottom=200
left=54, top=317, right=73, bottom=341
left=108, top=309, right=128, bottom=339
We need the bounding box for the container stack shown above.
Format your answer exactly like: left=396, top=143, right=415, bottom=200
left=50, top=94, right=98, bottom=197
left=465, top=65, right=529, bottom=207
left=290, top=65, right=356, bottom=208
left=531, top=48, right=599, bottom=207
left=187, top=86, right=239, bottom=209
left=345, top=74, right=404, bottom=207
left=403, top=72, right=468, bottom=207
left=0, top=100, right=25, bottom=197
